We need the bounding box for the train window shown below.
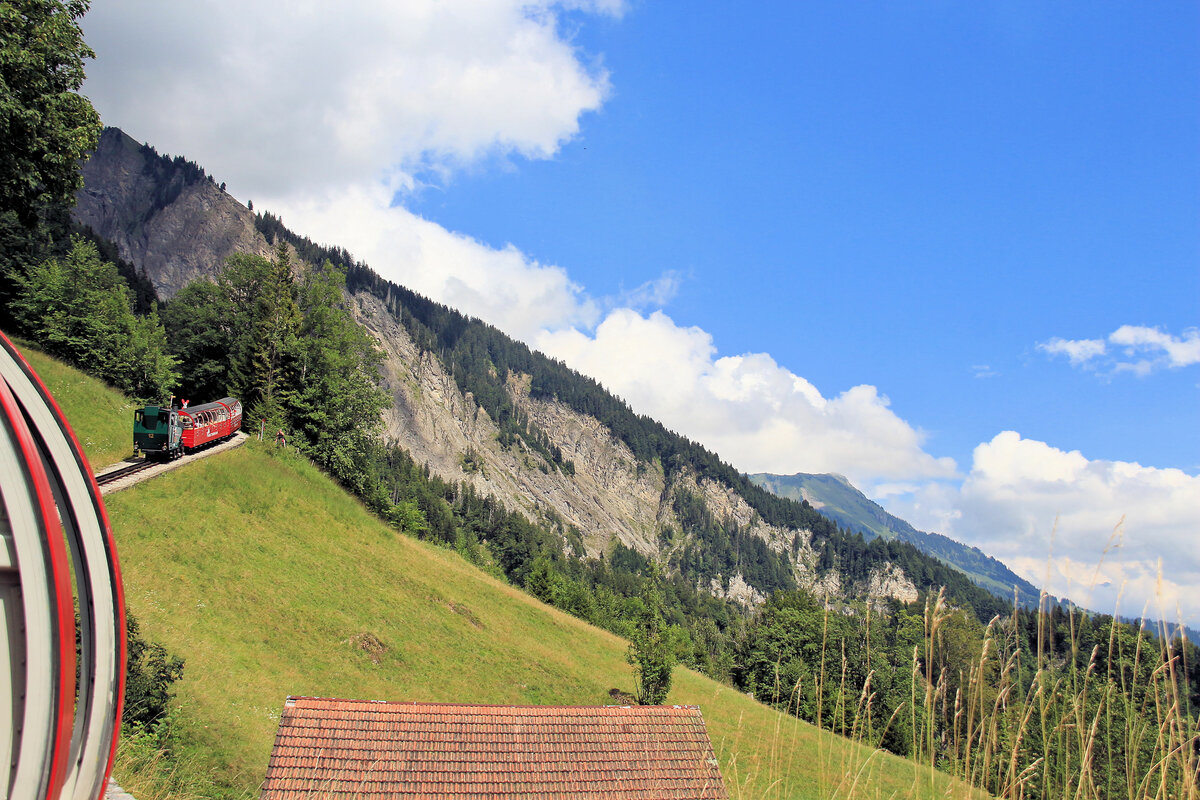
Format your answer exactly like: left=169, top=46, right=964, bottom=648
left=134, top=410, right=143, bottom=424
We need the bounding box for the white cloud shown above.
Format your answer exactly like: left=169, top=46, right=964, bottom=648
left=1037, top=336, right=1106, bottom=365
left=80, top=0, right=616, bottom=342
left=1038, top=326, right=1200, bottom=375
left=81, top=0, right=615, bottom=202
left=1109, top=325, right=1200, bottom=368
left=271, top=185, right=599, bottom=342
left=928, top=432, right=1200, bottom=625
left=615, top=271, right=684, bottom=311
left=535, top=309, right=960, bottom=487
left=972, top=364, right=998, bottom=379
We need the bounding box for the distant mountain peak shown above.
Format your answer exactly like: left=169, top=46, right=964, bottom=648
left=750, top=470, right=1043, bottom=606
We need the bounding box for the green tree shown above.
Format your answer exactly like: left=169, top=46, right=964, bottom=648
left=525, top=555, right=564, bottom=606
left=160, top=279, right=234, bottom=402
left=122, top=612, right=185, bottom=730
left=0, top=0, right=98, bottom=224
left=1, top=0, right=101, bottom=310
left=627, top=565, right=675, bottom=704
left=12, top=235, right=178, bottom=399
left=251, top=242, right=300, bottom=424
left=285, top=259, right=387, bottom=492
left=213, top=245, right=299, bottom=423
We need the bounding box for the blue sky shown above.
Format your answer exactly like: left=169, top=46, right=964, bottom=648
left=409, top=2, right=1199, bottom=475
left=81, top=1, right=1198, bottom=622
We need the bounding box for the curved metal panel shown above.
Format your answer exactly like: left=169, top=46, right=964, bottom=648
left=0, top=334, right=127, bottom=800
left=0, top=376, right=75, bottom=800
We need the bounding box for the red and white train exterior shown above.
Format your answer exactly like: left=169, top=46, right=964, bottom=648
left=178, top=397, right=242, bottom=449
left=1, top=332, right=126, bottom=800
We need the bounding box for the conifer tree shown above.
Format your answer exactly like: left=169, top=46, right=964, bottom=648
left=251, top=242, right=300, bottom=425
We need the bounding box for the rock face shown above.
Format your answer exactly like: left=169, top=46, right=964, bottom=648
left=74, top=128, right=271, bottom=298
left=351, top=291, right=866, bottom=605
left=867, top=563, right=919, bottom=605
left=353, top=292, right=665, bottom=558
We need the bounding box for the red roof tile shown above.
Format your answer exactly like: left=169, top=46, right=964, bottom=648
left=260, top=697, right=729, bottom=799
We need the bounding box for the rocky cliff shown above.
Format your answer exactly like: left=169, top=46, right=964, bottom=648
left=74, top=128, right=271, bottom=298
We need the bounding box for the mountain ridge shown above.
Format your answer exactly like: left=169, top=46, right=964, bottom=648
left=749, top=471, right=1041, bottom=606
left=70, top=126, right=1020, bottom=623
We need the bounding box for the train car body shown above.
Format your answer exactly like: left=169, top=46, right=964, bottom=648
left=133, top=397, right=242, bottom=458
left=2, top=332, right=126, bottom=800
left=178, top=397, right=242, bottom=450
left=133, top=405, right=182, bottom=459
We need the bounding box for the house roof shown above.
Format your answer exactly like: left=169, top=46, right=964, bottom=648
left=260, top=696, right=729, bottom=800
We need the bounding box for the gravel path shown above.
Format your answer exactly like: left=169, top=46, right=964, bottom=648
left=105, top=778, right=137, bottom=799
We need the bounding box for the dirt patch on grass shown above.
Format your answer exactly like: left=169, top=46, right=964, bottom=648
left=447, top=602, right=484, bottom=630
left=350, top=632, right=388, bottom=664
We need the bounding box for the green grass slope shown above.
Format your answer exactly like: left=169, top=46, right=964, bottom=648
left=27, top=345, right=975, bottom=800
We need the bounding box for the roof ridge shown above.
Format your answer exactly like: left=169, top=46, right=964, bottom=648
left=285, top=696, right=703, bottom=711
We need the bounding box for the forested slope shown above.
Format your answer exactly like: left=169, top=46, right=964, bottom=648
left=750, top=471, right=1041, bottom=605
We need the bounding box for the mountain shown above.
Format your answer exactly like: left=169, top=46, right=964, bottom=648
left=750, top=472, right=1041, bottom=606
left=72, top=127, right=1016, bottom=623
left=74, top=128, right=272, bottom=297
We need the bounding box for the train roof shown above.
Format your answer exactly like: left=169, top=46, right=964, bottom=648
left=179, top=397, right=240, bottom=415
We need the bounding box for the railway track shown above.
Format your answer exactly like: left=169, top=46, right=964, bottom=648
left=95, top=459, right=156, bottom=486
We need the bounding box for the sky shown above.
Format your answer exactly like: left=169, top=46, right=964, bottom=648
left=80, top=1, right=1199, bottom=626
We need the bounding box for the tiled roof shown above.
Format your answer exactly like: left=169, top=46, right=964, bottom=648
left=260, top=697, right=729, bottom=800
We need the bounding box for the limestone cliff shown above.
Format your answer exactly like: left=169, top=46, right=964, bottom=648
left=74, top=128, right=271, bottom=298
left=352, top=291, right=665, bottom=559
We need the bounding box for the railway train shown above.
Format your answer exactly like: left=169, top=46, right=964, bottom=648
left=133, top=396, right=243, bottom=459
left=2, top=332, right=125, bottom=800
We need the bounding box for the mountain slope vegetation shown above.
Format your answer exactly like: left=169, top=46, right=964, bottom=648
left=74, top=125, right=1016, bottom=624
left=26, top=344, right=972, bottom=800
left=750, top=472, right=1040, bottom=605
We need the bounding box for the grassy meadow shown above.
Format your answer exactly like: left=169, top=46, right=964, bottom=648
left=104, top=441, right=974, bottom=800
left=20, top=343, right=975, bottom=800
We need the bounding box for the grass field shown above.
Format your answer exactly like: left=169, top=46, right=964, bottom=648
left=26, top=343, right=977, bottom=800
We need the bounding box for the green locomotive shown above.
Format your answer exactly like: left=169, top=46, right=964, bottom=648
left=132, top=405, right=182, bottom=460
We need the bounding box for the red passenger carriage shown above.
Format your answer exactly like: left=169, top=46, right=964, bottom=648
left=178, top=397, right=242, bottom=449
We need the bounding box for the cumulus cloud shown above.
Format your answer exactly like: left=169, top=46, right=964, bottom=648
left=81, top=0, right=615, bottom=201
left=1037, top=336, right=1107, bottom=365
left=271, top=184, right=599, bottom=342
left=1038, top=326, right=1200, bottom=375
left=535, top=309, right=960, bottom=487
left=80, top=0, right=616, bottom=342
left=1109, top=325, right=1200, bottom=368
left=936, top=432, right=1200, bottom=625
